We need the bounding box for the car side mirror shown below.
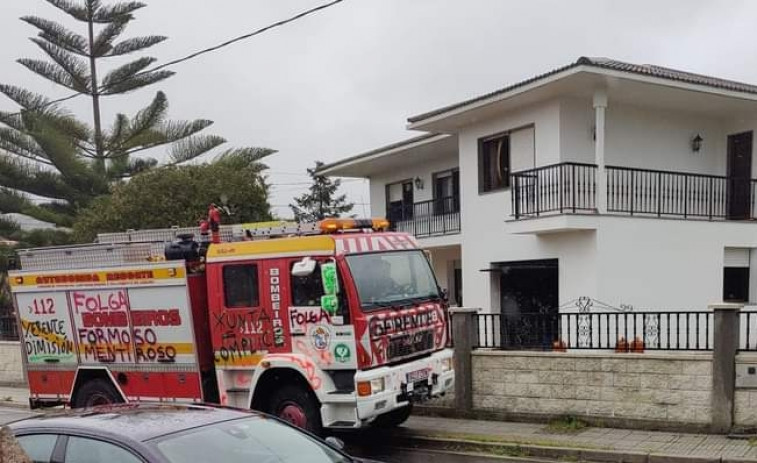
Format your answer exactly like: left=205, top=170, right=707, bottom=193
left=292, top=257, right=316, bottom=277
left=324, top=436, right=345, bottom=450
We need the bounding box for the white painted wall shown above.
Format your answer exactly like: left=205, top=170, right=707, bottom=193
left=559, top=97, right=732, bottom=174
left=595, top=216, right=757, bottom=308
left=427, top=246, right=461, bottom=304
left=367, top=153, right=458, bottom=217
left=559, top=97, right=595, bottom=165
left=605, top=104, right=726, bottom=174
left=455, top=101, right=604, bottom=311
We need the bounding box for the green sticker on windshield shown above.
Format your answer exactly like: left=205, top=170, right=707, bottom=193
left=321, top=294, right=338, bottom=315
left=321, top=261, right=339, bottom=295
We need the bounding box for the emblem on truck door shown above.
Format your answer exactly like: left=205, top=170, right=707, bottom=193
left=334, top=343, right=351, bottom=363
left=310, top=325, right=330, bottom=351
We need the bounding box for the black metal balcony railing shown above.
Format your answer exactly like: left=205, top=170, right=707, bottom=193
left=511, top=162, right=757, bottom=221
left=511, top=162, right=597, bottom=219
left=387, top=196, right=460, bottom=238
left=607, top=166, right=757, bottom=220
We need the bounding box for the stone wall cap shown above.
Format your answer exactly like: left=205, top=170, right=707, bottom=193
left=449, top=307, right=479, bottom=314
left=708, top=302, right=744, bottom=311
left=473, top=349, right=713, bottom=361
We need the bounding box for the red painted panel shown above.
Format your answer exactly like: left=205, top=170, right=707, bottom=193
left=163, top=371, right=202, bottom=399
left=118, top=370, right=165, bottom=399
left=28, top=370, right=75, bottom=396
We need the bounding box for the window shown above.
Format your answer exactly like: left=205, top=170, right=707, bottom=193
left=433, top=169, right=460, bottom=214
left=385, top=180, right=413, bottom=221
left=16, top=434, right=59, bottom=463
left=291, top=262, right=323, bottom=307
left=479, top=133, right=510, bottom=192
left=345, top=250, right=440, bottom=310
left=64, top=437, right=143, bottom=463
left=724, top=267, right=750, bottom=302
left=223, top=264, right=259, bottom=308
left=152, top=416, right=349, bottom=463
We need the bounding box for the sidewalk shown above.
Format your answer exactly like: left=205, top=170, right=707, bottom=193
left=399, top=415, right=757, bottom=462
left=0, top=386, right=28, bottom=409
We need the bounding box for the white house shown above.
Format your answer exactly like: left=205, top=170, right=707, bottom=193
left=320, top=57, right=757, bottom=347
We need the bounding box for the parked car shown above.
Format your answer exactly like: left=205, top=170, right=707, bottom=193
left=7, top=403, right=379, bottom=463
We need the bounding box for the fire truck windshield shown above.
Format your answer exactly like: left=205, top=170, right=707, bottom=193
left=345, top=250, right=440, bottom=310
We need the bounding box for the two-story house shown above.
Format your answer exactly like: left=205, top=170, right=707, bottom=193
left=319, top=57, right=757, bottom=346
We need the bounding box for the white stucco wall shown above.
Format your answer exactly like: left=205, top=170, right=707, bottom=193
left=558, top=97, right=757, bottom=177
left=367, top=153, right=458, bottom=217
left=427, top=246, right=461, bottom=304
left=595, top=216, right=757, bottom=308
left=456, top=101, right=601, bottom=311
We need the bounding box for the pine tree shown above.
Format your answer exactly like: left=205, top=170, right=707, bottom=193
left=290, top=161, right=354, bottom=222
left=0, top=0, right=248, bottom=226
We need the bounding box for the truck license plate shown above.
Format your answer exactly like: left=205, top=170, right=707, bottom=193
left=407, top=368, right=430, bottom=384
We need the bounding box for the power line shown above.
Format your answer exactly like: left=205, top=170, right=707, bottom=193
left=2, top=0, right=347, bottom=118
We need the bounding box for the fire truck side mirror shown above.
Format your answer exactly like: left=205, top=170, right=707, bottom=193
left=291, top=257, right=317, bottom=277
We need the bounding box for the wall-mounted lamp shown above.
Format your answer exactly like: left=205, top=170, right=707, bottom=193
left=691, top=134, right=703, bottom=153
left=414, top=176, right=424, bottom=190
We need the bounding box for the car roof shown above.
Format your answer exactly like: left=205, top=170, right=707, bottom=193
left=9, top=403, right=260, bottom=442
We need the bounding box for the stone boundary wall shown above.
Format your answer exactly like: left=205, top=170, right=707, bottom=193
left=735, top=353, right=757, bottom=427
left=472, top=350, right=713, bottom=428
left=0, top=342, right=25, bottom=386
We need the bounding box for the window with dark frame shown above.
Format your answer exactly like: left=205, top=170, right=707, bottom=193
left=291, top=262, right=324, bottom=307
left=385, top=180, right=413, bottom=222
left=433, top=169, right=460, bottom=215
left=723, top=267, right=750, bottom=303
left=223, top=264, right=260, bottom=308
left=479, top=133, right=510, bottom=193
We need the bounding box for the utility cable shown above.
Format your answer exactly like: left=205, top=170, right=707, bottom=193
left=2, top=0, right=346, bottom=117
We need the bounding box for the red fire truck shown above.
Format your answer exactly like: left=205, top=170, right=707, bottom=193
left=8, top=213, right=454, bottom=432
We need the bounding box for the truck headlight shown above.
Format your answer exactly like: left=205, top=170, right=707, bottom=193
left=370, top=377, right=385, bottom=394
left=441, top=357, right=453, bottom=372
left=357, top=378, right=385, bottom=397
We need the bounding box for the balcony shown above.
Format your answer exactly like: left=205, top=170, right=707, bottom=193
left=387, top=196, right=461, bottom=238
left=511, top=162, right=757, bottom=222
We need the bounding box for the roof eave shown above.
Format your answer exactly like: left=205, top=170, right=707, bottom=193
left=407, top=65, right=757, bottom=131
left=317, top=133, right=451, bottom=177
left=406, top=65, right=585, bottom=131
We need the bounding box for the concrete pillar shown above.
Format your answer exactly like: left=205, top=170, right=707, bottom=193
left=593, top=89, right=608, bottom=214
left=451, top=307, right=477, bottom=414
left=710, top=302, right=742, bottom=433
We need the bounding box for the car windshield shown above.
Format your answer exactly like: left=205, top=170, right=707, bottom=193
left=151, top=416, right=351, bottom=463
left=345, top=250, right=440, bottom=310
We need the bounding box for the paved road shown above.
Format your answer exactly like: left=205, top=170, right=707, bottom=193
left=0, top=405, right=37, bottom=426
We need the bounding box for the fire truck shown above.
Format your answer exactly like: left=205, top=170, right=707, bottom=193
left=8, top=211, right=454, bottom=433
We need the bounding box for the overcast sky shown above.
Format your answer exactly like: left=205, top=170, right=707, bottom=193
left=2, top=0, right=757, bottom=219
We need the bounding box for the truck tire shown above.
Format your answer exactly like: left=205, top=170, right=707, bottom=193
left=372, top=404, right=413, bottom=428
left=269, top=384, right=322, bottom=435
left=72, top=379, right=122, bottom=409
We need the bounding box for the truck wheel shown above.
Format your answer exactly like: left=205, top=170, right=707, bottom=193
left=269, top=385, right=322, bottom=435
left=72, top=379, right=121, bottom=409
left=372, top=404, right=413, bottom=428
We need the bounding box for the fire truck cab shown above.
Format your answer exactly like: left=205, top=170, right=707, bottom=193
left=9, top=216, right=454, bottom=432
